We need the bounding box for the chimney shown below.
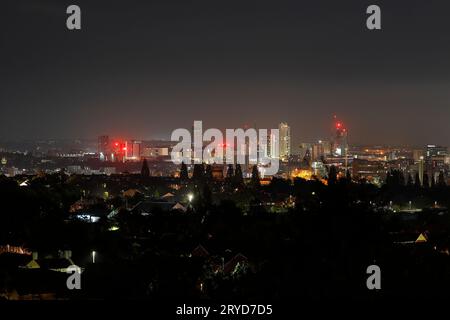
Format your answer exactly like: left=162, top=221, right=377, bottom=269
left=32, top=252, right=38, bottom=260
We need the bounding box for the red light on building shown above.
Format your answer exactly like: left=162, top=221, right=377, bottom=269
left=115, top=142, right=119, bottom=146
left=122, top=147, right=127, bottom=151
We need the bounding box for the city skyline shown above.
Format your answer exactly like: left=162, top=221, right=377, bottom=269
left=1, top=115, right=447, bottom=150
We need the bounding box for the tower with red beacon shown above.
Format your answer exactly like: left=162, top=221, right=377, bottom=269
left=332, top=116, right=349, bottom=170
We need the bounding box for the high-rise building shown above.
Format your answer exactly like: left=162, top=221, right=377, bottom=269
left=111, top=140, right=126, bottom=163
left=192, top=121, right=203, bottom=163
left=332, top=121, right=348, bottom=157
left=312, top=142, right=324, bottom=162
left=352, top=159, right=385, bottom=182
left=321, top=140, right=332, bottom=156
left=425, top=144, right=447, bottom=170
left=259, top=132, right=270, bottom=159
left=125, top=140, right=142, bottom=161
left=413, top=149, right=424, bottom=162
left=299, top=143, right=312, bottom=159
left=426, top=144, right=447, bottom=158
left=98, top=135, right=110, bottom=160
left=331, top=118, right=350, bottom=169
left=142, top=147, right=169, bottom=158
left=310, top=140, right=332, bottom=162
left=258, top=130, right=279, bottom=158
left=279, top=122, right=290, bottom=162
left=267, top=129, right=279, bottom=159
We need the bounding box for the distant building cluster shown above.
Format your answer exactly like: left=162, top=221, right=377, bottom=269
left=97, top=135, right=170, bottom=163
left=295, top=119, right=449, bottom=186
left=0, top=118, right=449, bottom=186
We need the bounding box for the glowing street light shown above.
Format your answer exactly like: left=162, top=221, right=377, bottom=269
left=188, top=193, right=194, bottom=203
left=92, top=250, right=96, bottom=264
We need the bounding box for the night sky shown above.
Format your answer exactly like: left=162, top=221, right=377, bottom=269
left=1, top=0, right=450, bottom=147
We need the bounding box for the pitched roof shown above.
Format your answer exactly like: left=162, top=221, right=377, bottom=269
left=172, top=202, right=187, bottom=212
left=25, top=258, right=74, bottom=271
left=191, top=245, right=210, bottom=257
left=162, top=192, right=175, bottom=198
left=133, top=200, right=176, bottom=213
left=415, top=232, right=429, bottom=243
left=223, top=253, right=248, bottom=274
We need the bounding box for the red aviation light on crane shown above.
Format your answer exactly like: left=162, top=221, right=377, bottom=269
left=336, top=122, right=342, bottom=129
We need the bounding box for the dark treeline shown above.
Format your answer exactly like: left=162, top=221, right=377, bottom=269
left=0, top=165, right=449, bottom=300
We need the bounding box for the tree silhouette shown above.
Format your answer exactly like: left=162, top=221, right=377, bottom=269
left=250, top=165, right=260, bottom=188
left=398, top=171, right=405, bottom=186
left=141, top=159, right=150, bottom=177
left=226, top=164, right=234, bottom=180
left=345, top=169, right=352, bottom=182
left=414, top=172, right=421, bottom=188
left=234, top=164, right=244, bottom=187
left=423, top=172, right=429, bottom=188
left=202, top=184, right=212, bottom=208
left=328, top=165, right=337, bottom=185
left=180, top=161, right=189, bottom=181
left=225, top=164, right=234, bottom=190
left=302, top=149, right=311, bottom=167
left=192, top=163, right=205, bottom=182
left=407, top=173, right=414, bottom=187
left=438, top=171, right=446, bottom=187
left=205, top=164, right=213, bottom=183
left=385, top=170, right=392, bottom=186
left=387, top=169, right=405, bottom=187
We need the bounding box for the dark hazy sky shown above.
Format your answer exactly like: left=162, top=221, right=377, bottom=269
left=1, top=0, right=450, bottom=147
